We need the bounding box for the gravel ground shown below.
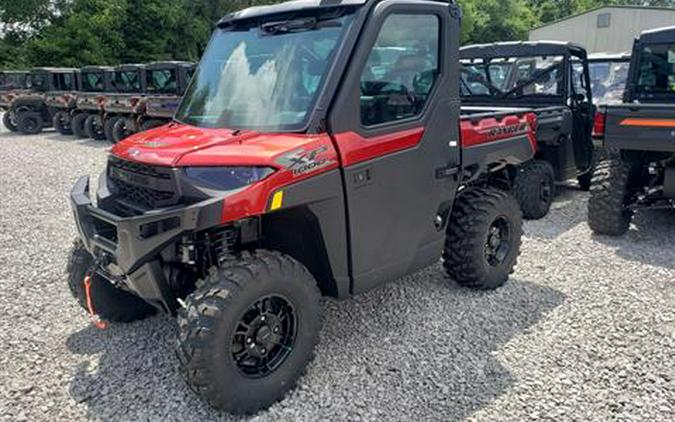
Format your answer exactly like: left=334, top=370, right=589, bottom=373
left=1, top=116, right=674, bottom=421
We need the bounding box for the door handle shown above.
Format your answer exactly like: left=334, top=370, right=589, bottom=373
left=353, top=168, right=373, bottom=187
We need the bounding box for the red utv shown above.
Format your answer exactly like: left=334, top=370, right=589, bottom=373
left=67, top=0, right=539, bottom=414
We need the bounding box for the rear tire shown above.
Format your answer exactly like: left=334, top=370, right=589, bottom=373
left=2, top=111, right=18, bottom=132
left=71, top=113, right=88, bottom=138
left=52, top=111, right=73, bottom=135
left=176, top=250, right=322, bottom=414
left=17, top=111, right=44, bottom=135
left=513, top=159, right=555, bottom=220
left=588, top=158, right=635, bottom=236
left=443, top=187, right=523, bottom=290
left=66, top=239, right=156, bottom=322
left=103, top=116, right=120, bottom=143
left=84, top=114, right=105, bottom=140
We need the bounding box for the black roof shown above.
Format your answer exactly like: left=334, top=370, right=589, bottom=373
left=115, top=63, right=146, bottom=71
left=639, top=25, right=675, bottom=43
left=460, top=41, right=587, bottom=59
left=80, top=65, right=115, bottom=72
left=218, top=0, right=366, bottom=26
left=146, top=61, right=195, bottom=70
left=31, top=67, right=78, bottom=73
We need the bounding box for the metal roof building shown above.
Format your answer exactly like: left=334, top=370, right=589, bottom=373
left=529, top=6, right=675, bottom=54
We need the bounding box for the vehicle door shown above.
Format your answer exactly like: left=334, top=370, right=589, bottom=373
left=569, top=54, right=594, bottom=172
left=329, top=1, right=460, bottom=293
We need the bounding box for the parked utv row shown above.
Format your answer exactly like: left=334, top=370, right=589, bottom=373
left=0, top=62, right=195, bottom=142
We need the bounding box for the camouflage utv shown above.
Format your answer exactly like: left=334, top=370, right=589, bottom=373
left=112, top=61, right=195, bottom=142
left=68, top=66, right=115, bottom=138
left=0, top=70, right=31, bottom=132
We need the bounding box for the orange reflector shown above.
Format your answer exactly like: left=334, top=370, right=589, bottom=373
left=620, top=118, right=675, bottom=128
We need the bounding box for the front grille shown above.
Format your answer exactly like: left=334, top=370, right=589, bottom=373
left=108, top=157, right=179, bottom=210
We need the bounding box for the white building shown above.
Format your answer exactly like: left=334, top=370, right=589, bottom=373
left=529, top=6, right=675, bottom=54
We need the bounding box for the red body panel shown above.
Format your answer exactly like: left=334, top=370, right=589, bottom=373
left=112, top=111, right=536, bottom=225
left=460, top=113, right=538, bottom=151
left=332, top=127, right=425, bottom=167
left=112, top=124, right=339, bottom=224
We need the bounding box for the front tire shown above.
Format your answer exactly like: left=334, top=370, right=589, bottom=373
left=66, top=240, right=156, bottom=322
left=513, top=159, right=555, bottom=220
left=176, top=250, right=322, bottom=414
left=112, top=117, right=135, bottom=143
left=71, top=113, right=88, bottom=138
left=84, top=114, right=105, bottom=140
left=588, top=158, right=636, bottom=236
left=443, top=187, right=523, bottom=290
left=103, top=116, right=120, bottom=143
left=52, top=111, right=73, bottom=135
left=17, top=111, right=44, bottom=135
left=2, top=111, right=18, bottom=132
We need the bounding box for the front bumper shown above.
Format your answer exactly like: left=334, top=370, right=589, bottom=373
left=70, top=175, right=223, bottom=312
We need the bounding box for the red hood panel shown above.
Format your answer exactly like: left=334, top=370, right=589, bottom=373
left=111, top=122, right=331, bottom=168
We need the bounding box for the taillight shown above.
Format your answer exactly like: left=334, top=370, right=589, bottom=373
left=593, top=111, right=606, bottom=138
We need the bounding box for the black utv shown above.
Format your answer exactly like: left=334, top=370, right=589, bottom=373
left=66, top=66, right=116, bottom=138
left=460, top=42, right=595, bottom=219
left=87, top=64, right=147, bottom=142
left=112, top=61, right=195, bottom=142
left=9, top=67, right=79, bottom=135
left=0, top=70, right=30, bottom=132
left=589, top=26, right=675, bottom=235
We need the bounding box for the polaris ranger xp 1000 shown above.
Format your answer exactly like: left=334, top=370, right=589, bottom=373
left=67, top=0, right=538, bottom=413
left=460, top=42, right=596, bottom=219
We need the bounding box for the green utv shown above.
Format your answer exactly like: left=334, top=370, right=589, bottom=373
left=9, top=68, right=79, bottom=135
left=112, top=61, right=196, bottom=142
left=0, top=70, right=30, bottom=132
left=85, top=64, right=147, bottom=142
left=67, top=66, right=116, bottom=138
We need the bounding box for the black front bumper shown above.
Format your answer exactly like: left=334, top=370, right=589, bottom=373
left=70, top=175, right=223, bottom=312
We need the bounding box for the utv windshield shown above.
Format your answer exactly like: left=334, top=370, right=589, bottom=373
left=81, top=72, right=105, bottom=92
left=115, top=70, right=142, bottom=92
left=589, top=60, right=629, bottom=104
left=28, top=72, right=49, bottom=92
left=634, top=43, right=675, bottom=100
left=147, top=69, right=178, bottom=94
left=461, top=55, right=564, bottom=99
left=176, top=11, right=354, bottom=131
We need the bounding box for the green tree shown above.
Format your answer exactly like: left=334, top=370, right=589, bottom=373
left=461, top=0, right=538, bottom=43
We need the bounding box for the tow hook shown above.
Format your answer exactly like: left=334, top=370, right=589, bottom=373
left=84, top=274, right=108, bottom=330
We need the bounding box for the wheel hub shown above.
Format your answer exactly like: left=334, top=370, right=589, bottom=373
left=484, top=216, right=511, bottom=267
left=231, top=295, right=296, bottom=378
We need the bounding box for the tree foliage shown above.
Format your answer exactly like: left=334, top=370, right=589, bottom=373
left=0, top=0, right=673, bottom=69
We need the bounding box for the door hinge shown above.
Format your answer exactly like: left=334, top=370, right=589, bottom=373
left=449, top=2, right=463, bottom=19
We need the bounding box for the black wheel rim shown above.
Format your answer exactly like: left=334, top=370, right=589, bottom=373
left=25, top=118, right=37, bottom=131
left=484, top=216, right=511, bottom=267
left=231, top=295, right=297, bottom=379
left=539, top=178, right=552, bottom=204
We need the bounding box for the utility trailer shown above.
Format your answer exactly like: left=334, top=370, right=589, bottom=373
left=112, top=61, right=195, bottom=142
left=0, top=70, right=30, bottom=132
left=67, top=0, right=538, bottom=414
left=460, top=41, right=595, bottom=219
left=85, top=64, right=147, bottom=142
left=589, top=25, right=675, bottom=235
left=8, top=67, right=79, bottom=135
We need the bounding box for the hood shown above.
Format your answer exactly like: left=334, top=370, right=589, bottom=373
left=111, top=122, right=333, bottom=168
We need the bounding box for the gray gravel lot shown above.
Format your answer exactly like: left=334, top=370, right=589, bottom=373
left=0, top=117, right=674, bottom=421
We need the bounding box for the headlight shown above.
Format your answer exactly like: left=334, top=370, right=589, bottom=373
left=184, top=167, right=275, bottom=191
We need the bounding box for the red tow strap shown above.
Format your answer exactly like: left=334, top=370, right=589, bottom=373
left=84, top=274, right=108, bottom=330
